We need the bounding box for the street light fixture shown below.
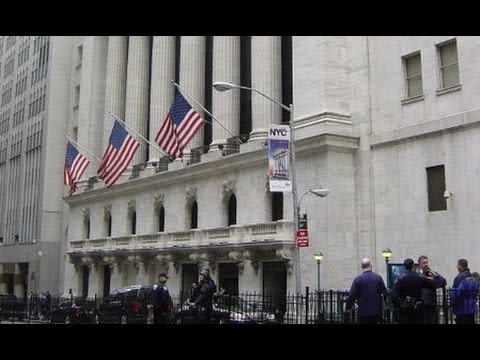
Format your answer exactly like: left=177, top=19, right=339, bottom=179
left=381, top=248, right=392, bottom=262
left=213, top=80, right=305, bottom=293
left=381, top=248, right=392, bottom=323
left=314, top=252, right=324, bottom=291
left=381, top=248, right=392, bottom=287
left=314, top=251, right=324, bottom=323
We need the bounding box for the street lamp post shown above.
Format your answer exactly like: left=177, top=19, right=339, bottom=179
left=381, top=248, right=392, bottom=323
left=314, top=252, right=324, bottom=291
left=381, top=248, right=392, bottom=289
left=213, top=81, right=331, bottom=294
left=314, top=252, right=324, bottom=323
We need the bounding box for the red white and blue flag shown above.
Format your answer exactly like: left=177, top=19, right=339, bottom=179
left=97, top=120, right=140, bottom=187
left=64, top=141, right=90, bottom=195
left=155, top=91, right=205, bottom=158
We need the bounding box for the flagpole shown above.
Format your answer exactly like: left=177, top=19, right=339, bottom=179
left=106, top=111, right=169, bottom=157
left=64, top=135, right=102, bottom=162
left=172, top=80, right=242, bottom=145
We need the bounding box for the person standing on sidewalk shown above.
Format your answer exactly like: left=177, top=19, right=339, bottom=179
left=451, top=258, right=479, bottom=324
left=153, top=273, right=172, bottom=324
left=417, top=255, right=446, bottom=324
left=345, top=258, right=388, bottom=324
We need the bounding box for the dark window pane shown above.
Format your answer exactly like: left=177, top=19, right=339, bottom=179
left=426, top=165, right=447, bottom=211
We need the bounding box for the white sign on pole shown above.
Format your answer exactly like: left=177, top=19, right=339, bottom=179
left=268, top=124, right=292, bottom=192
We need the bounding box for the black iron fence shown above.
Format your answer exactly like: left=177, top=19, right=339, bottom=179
left=1, top=287, right=479, bottom=324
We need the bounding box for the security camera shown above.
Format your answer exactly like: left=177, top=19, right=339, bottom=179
left=443, top=190, right=452, bottom=199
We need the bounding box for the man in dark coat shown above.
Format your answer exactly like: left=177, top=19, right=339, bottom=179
left=394, top=258, right=435, bottom=324
left=153, top=273, right=172, bottom=324
left=417, top=255, right=446, bottom=324
left=451, top=258, right=479, bottom=324
left=345, top=258, right=388, bottom=324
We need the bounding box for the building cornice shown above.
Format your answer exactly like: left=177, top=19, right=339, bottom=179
left=370, top=107, right=480, bottom=149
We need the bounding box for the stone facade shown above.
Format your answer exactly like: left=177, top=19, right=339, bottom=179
left=1, top=36, right=479, bottom=298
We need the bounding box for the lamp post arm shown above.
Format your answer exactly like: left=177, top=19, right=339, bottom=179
left=248, top=87, right=292, bottom=112
left=297, top=191, right=310, bottom=210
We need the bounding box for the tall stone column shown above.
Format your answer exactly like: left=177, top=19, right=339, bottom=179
left=0, top=277, right=7, bottom=294
left=88, top=264, right=101, bottom=298
left=250, top=36, right=282, bottom=141
left=109, top=263, right=123, bottom=291
left=179, top=36, right=206, bottom=159
left=125, top=36, right=151, bottom=166
left=136, top=262, right=147, bottom=284
left=211, top=36, right=241, bottom=150
left=104, top=36, right=128, bottom=151
left=148, top=36, right=176, bottom=166
left=13, top=263, right=24, bottom=298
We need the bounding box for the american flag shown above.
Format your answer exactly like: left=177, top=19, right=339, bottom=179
left=155, top=91, right=205, bottom=158
left=97, top=120, right=140, bottom=187
left=64, top=141, right=90, bottom=195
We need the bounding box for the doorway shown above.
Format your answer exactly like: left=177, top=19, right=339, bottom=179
left=262, top=262, right=287, bottom=313
left=103, top=265, right=111, bottom=297
left=82, top=265, right=89, bottom=297
left=218, top=263, right=239, bottom=295
left=181, top=264, right=198, bottom=301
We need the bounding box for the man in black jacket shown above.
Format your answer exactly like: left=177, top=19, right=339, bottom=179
left=417, top=255, right=446, bottom=324
left=153, top=273, right=172, bottom=324
left=188, top=268, right=217, bottom=323
left=394, top=258, right=435, bottom=324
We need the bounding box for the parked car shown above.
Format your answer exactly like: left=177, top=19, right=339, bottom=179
left=174, top=300, right=230, bottom=324
left=95, top=284, right=156, bottom=324
left=174, top=295, right=278, bottom=324
left=0, top=294, right=26, bottom=321
left=215, top=295, right=278, bottom=324
left=49, top=296, right=96, bottom=324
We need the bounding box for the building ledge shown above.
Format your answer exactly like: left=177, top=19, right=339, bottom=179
left=370, top=107, right=480, bottom=149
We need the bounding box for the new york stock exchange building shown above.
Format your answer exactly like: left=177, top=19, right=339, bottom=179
left=1, top=36, right=479, bottom=301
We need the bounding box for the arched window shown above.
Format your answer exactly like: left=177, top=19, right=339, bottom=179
left=190, top=201, right=198, bottom=229
left=271, top=192, right=283, bottom=221
left=130, top=211, right=137, bottom=235
left=158, top=205, right=165, bottom=232
left=228, top=194, right=237, bottom=226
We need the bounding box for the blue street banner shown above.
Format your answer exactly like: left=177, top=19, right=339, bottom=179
left=268, top=124, right=292, bottom=192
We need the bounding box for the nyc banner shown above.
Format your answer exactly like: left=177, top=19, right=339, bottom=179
left=268, top=124, right=292, bottom=192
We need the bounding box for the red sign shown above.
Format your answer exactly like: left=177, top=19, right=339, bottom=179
left=296, top=230, right=309, bottom=247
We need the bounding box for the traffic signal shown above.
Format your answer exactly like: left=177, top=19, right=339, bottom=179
left=298, top=212, right=308, bottom=230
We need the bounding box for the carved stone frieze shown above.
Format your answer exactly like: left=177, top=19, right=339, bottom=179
left=127, top=199, right=136, bottom=215
left=222, top=179, right=236, bottom=198
left=82, top=208, right=90, bottom=223
left=154, top=193, right=165, bottom=211
left=186, top=187, right=197, bottom=203
left=103, top=204, right=112, bottom=216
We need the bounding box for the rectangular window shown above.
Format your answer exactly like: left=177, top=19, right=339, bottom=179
left=426, top=165, right=447, bottom=211
left=404, top=52, right=423, bottom=98
left=437, top=39, right=459, bottom=89
left=74, top=85, right=80, bottom=107
left=77, top=45, right=83, bottom=66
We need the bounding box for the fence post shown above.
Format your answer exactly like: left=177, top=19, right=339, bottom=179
left=305, top=286, right=309, bottom=324
left=442, top=287, right=448, bottom=324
